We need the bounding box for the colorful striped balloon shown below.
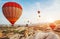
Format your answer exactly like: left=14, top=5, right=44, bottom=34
left=2, top=2, right=22, bottom=26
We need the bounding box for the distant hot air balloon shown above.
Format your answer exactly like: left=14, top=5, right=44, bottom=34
left=27, top=20, right=29, bottom=23
left=26, top=24, right=28, bottom=27
left=50, top=23, right=56, bottom=30
left=37, top=11, right=40, bottom=18
left=38, top=11, right=40, bottom=14
left=2, top=2, right=22, bottom=26
left=38, top=15, right=40, bottom=18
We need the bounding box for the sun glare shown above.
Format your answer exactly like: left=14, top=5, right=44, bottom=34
left=46, top=17, right=55, bottom=23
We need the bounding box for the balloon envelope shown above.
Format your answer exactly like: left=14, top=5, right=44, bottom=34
left=2, top=2, right=22, bottom=25
left=50, top=23, right=56, bottom=30
left=38, top=11, right=40, bottom=14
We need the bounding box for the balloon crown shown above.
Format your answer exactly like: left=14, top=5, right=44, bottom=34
left=2, top=2, right=22, bottom=9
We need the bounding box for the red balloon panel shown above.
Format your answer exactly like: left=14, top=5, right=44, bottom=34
left=2, top=7, right=22, bottom=25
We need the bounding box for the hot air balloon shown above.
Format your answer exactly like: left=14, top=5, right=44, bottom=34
left=27, top=20, right=29, bottom=23
left=49, top=23, right=56, bottom=30
left=26, top=24, right=28, bottom=27
left=37, top=11, right=40, bottom=18
left=2, top=2, right=22, bottom=26
left=38, top=11, right=40, bottom=14
left=38, top=15, right=40, bottom=17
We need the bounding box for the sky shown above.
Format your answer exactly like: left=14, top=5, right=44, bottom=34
left=0, top=0, right=60, bottom=25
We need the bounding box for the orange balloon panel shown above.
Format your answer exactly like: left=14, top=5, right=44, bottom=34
left=2, top=7, right=22, bottom=25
